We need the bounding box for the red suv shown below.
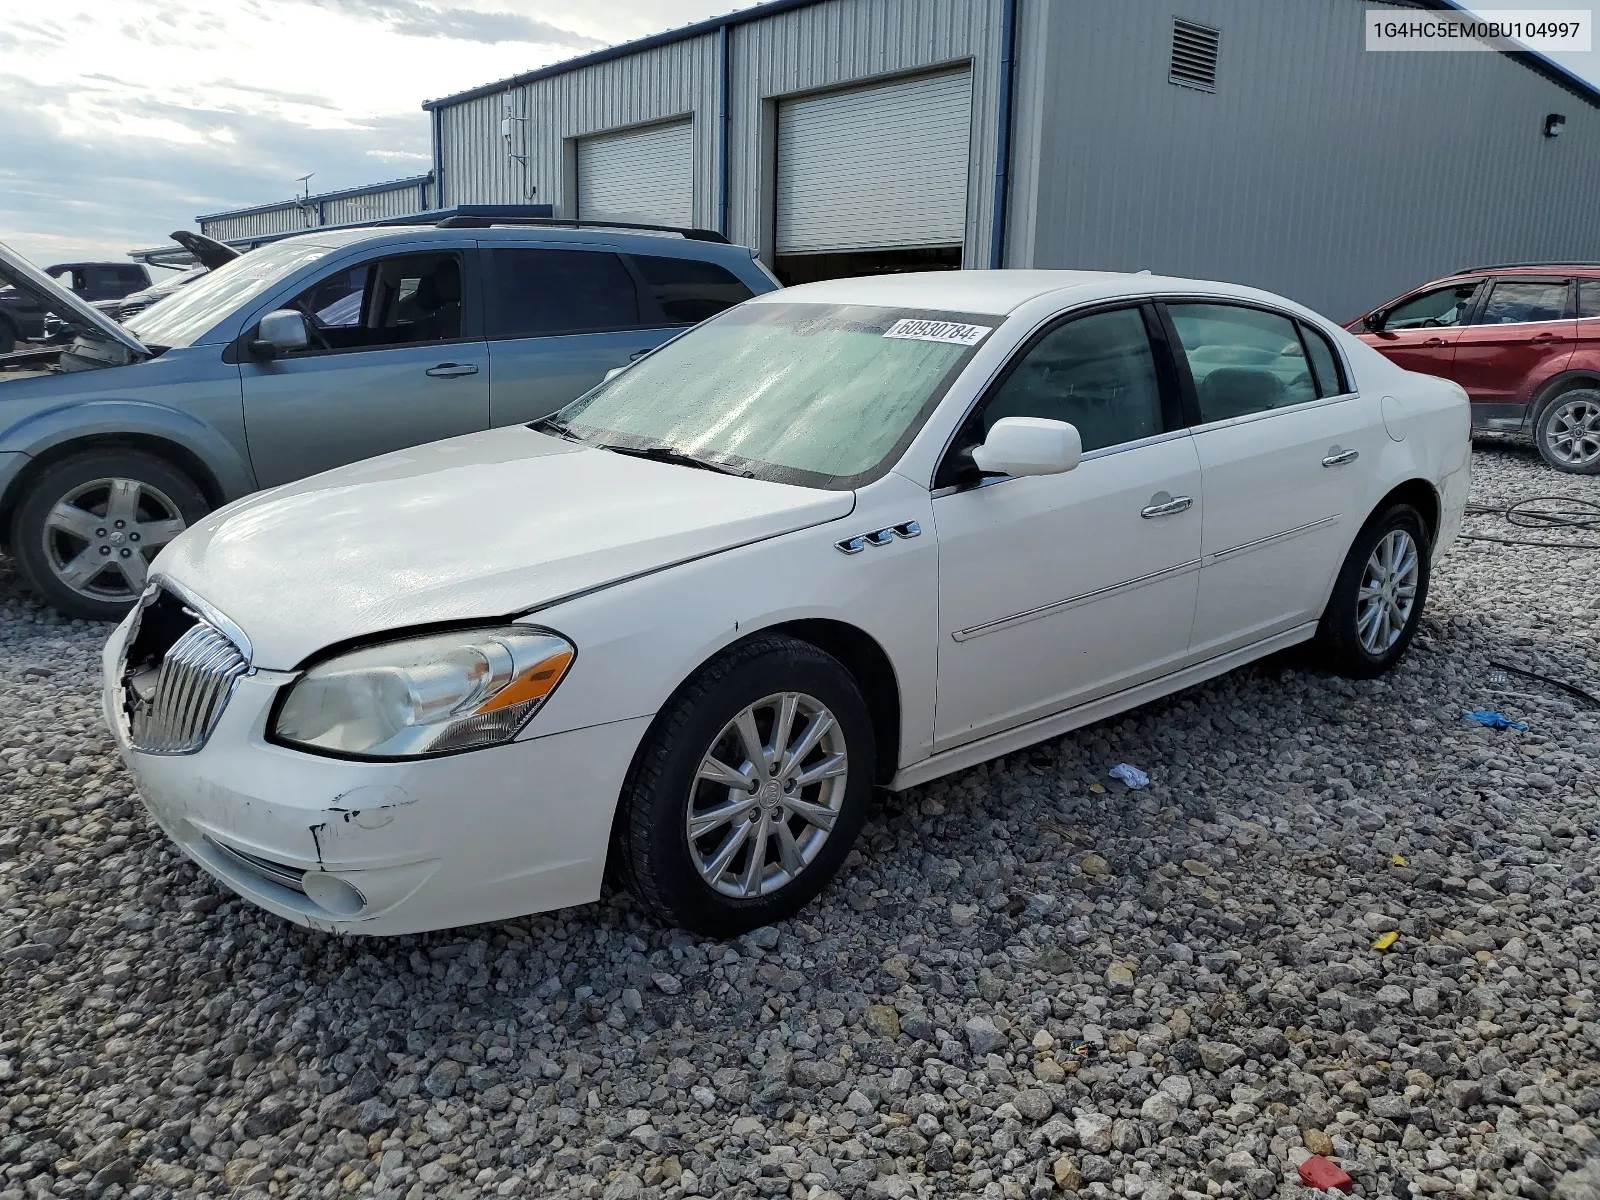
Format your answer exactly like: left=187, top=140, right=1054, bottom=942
left=1349, top=264, right=1600, bottom=473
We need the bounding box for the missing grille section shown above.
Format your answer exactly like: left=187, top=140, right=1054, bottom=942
left=1170, top=18, right=1220, bottom=92
left=120, top=587, right=200, bottom=728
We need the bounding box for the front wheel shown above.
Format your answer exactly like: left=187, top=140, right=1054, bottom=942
left=9, top=448, right=210, bottom=621
left=612, top=635, right=876, bottom=937
left=1534, top=389, right=1600, bottom=474
left=1313, top=504, right=1431, bottom=679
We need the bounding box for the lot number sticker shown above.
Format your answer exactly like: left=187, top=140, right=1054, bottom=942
left=882, top=319, right=990, bottom=346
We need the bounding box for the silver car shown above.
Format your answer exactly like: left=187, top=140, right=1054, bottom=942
left=0, top=221, right=778, bottom=619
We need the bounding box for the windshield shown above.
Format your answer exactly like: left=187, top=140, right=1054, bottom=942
left=125, top=240, right=337, bottom=347
left=552, top=302, right=998, bottom=489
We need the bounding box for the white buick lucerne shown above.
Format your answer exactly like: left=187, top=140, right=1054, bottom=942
left=102, top=271, right=1471, bottom=937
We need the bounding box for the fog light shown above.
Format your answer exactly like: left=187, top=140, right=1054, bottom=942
left=301, top=872, right=366, bottom=918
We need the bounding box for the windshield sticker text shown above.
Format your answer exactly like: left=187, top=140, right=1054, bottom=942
left=882, top=319, right=989, bottom=346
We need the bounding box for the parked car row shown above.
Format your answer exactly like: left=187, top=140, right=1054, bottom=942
left=1352, top=262, right=1600, bottom=474
left=0, top=220, right=778, bottom=618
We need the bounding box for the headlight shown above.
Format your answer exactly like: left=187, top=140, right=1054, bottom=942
left=272, top=627, right=574, bottom=758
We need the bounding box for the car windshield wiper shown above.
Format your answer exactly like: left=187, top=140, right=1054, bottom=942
left=529, top=415, right=582, bottom=442
left=596, top=442, right=745, bottom=476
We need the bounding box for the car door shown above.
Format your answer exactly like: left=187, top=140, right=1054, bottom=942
left=1452, top=276, right=1576, bottom=411
left=239, top=249, right=490, bottom=487
left=932, top=304, right=1203, bottom=750
left=1357, top=279, right=1483, bottom=385
left=1167, top=302, right=1379, bottom=657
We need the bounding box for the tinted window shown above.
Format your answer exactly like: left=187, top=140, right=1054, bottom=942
left=1299, top=321, right=1347, bottom=397
left=979, top=308, right=1163, bottom=452
left=631, top=254, right=753, bottom=324
left=1477, top=280, right=1572, bottom=324
left=1384, top=283, right=1478, bottom=330
left=487, top=248, right=640, bottom=338
left=1580, top=279, right=1600, bottom=318
left=1168, top=303, right=1318, bottom=422
left=283, top=252, right=462, bottom=351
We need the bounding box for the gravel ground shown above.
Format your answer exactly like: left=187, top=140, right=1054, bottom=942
left=1, top=441, right=1598, bottom=1200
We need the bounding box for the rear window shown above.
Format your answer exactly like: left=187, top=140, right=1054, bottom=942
left=631, top=254, right=754, bottom=324
left=1579, top=279, right=1600, bottom=318
left=1298, top=321, right=1347, bottom=397
left=486, top=248, right=641, bottom=338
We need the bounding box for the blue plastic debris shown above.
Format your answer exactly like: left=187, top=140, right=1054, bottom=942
left=1109, top=763, right=1150, bottom=789
left=1463, top=710, right=1528, bottom=731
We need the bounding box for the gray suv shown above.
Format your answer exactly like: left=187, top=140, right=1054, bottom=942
left=0, top=220, right=778, bottom=619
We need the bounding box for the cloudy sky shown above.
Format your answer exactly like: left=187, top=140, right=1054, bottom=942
left=2, top=0, right=1597, bottom=270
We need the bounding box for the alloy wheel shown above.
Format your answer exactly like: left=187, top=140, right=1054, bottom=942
left=42, top=477, right=186, bottom=604
left=1545, top=396, right=1600, bottom=468
left=1356, top=529, right=1419, bottom=656
left=686, top=691, right=849, bottom=898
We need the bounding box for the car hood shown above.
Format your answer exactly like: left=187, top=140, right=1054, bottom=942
left=170, top=230, right=239, bottom=271
left=0, top=239, right=150, bottom=359
left=155, top=425, right=856, bottom=669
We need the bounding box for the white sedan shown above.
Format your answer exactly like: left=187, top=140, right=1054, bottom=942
left=102, top=271, right=1471, bottom=937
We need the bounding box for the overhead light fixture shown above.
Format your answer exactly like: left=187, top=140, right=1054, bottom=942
left=1544, top=113, right=1566, bottom=137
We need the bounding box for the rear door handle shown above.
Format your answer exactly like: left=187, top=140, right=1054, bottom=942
left=1140, top=494, right=1193, bottom=519
left=1421, top=337, right=1447, bottom=346
left=1531, top=332, right=1566, bottom=342
left=1323, top=448, right=1360, bottom=467
left=628, top=347, right=654, bottom=362
left=425, top=362, right=479, bottom=378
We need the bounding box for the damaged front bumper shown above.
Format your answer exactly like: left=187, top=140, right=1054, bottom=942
left=101, top=617, right=649, bottom=935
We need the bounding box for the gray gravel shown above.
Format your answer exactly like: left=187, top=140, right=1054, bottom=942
left=1, top=440, right=1598, bottom=1200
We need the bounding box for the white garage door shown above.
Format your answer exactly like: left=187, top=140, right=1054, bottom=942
left=776, top=71, right=972, bottom=256
left=578, top=120, right=694, bottom=228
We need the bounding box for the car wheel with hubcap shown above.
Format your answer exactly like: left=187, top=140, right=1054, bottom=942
left=1313, top=503, right=1431, bottom=679
left=613, top=634, right=875, bottom=937
left=10, top=448, right=209, bottom=621
left=1534, top=388, right=1600, bottom=474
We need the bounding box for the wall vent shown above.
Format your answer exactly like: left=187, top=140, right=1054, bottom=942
left=1170, top=18, right=1220, bottom=92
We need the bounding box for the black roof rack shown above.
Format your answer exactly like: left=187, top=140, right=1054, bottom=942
left=433, top=215, right=729, bottom=243
left=1455, top=261, right=1600, bottom=274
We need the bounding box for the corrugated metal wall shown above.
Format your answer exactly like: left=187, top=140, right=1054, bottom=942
left=1027, top=0, right=1600, bottom=320
left=434, top=0, right=1008, bottom=264
left=199, top=206, right=315, bottom=241
left=322, top=183, right=426, bottom=226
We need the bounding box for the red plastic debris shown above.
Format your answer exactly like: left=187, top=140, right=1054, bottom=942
left=1298, top=1155, right=1354, bottom=1192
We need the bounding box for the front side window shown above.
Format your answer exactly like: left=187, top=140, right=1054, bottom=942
left=1476, top=280, right=1572, bottom=325
left=486, top=248, right=640, bottom=338
left=1383, top=283, right=1479, bottom=330
left=1167, top=303, right=1318, bottom=422
left=551, top=302, right=997, bottom=488
left=976, top=307, right=1164, bottom=453
left=282, top=252, right=463, bottom=352
left=631, top=254, right=754, bottom=324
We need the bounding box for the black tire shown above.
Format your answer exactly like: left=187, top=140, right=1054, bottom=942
left=612, top=634, right=876, bottom=937
left=0, top=318, right=17, bottom=356
left=1313, top=503, right=1432, bottom=679
left=9, top=448, right=210, bottom=621
left=1533, top=388, right=1600, bottom=474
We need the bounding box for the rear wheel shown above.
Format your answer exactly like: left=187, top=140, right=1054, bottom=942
left=10, top=448, right=209, bottom=621
left=612, top=635, right=875, bottom=937
left=1534, top=389, right=1600, bottom=474
left=1313, top=503, right=1431, bottom=679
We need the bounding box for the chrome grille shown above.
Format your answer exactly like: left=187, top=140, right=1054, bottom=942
left=126, top=617, right=248, bottom=754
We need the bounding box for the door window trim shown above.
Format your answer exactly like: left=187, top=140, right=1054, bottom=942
left=1467, top=276, right=1577, bottom=327
left=931, top=299, right=1185, bottom=491
left=1153, top=297, right=1358, bottom=434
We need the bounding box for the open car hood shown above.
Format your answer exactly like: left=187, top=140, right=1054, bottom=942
left=170, top=230, right=239, bottom=271
left=0, top=239, right=151, bottom=358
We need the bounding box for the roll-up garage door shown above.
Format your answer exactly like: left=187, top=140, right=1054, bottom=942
left=577, top=120, right=694, bottom=228
left=776, top=71, right=972, bottom=255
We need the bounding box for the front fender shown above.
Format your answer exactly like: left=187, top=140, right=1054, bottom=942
left=0, top=397, right=256, bottom=502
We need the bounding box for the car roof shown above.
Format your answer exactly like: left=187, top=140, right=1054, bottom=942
left=1436, top=264, right=1600, bottom=283
left=746, top=270, right=1296, bottom=317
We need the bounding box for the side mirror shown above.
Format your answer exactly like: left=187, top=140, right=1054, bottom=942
left=1362, top=310, right=1386, bottom=333
left=970, top=417, right=1083, bottom=478
left=249, top=309, right=309, bottom=359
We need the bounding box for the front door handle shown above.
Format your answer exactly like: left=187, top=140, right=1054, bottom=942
left=425, top=362, right=479, bottom=378
left=1421, top=337, right=1447, bottom=346
left=1531, top=332, right=1566, bottom=342
left=1322, top=448, right=1360, bottom=467
left=628, top=347, right=654, bottom=362
left=1140, top=494, right=1193, bottom=519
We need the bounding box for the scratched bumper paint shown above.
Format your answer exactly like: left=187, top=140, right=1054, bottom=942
left=101, top=617, right=650, bottom=935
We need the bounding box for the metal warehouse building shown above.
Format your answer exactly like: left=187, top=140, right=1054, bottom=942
left=193, top=175, right=437, bottom=244
left=415, top=0, right=1600, bottom=320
